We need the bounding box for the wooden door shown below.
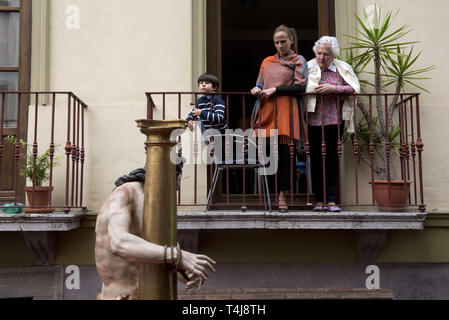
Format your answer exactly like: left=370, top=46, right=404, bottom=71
left=318, top=0, right=336, bottom=37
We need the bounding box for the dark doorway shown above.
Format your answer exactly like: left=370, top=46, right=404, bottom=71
left=206, top=0, right=335, bottom=203
left=221, top=0, right=318, bottom=88
left=206, top=0, right=336, bottom=123
left=221, top=0, right=319, bottom=130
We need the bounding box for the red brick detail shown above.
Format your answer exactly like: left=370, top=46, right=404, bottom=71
left=325, top=288, right=353, bottom=292
left=286, top=293, right=314, bottom=299
left=206, top=295, right=232, bottom=300
left=243, top=288, right=270, bottom=293
left=259, top=294, right=286, bottom=299
left=232, top=294, right=259, bottom=300
left=270, top=288, right=298, bottom=293
left=299, top=288, right=324, bottom=293
left=213, top=289, right=244, bottom=294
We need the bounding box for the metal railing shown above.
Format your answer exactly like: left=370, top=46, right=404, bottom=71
left=146, top=91, right=425, bottom=212
left=0, top=92, right=87, bottom=213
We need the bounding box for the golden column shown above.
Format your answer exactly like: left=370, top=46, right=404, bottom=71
left=136, top=119, right=186, bottom=300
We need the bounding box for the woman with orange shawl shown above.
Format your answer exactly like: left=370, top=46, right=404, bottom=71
left=251, top=25, right=308, bottom=212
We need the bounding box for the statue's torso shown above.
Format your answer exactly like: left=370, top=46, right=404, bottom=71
left=95, top=182, right=144, bottom=300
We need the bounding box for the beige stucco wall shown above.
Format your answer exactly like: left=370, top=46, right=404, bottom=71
left=48, top=0, right=193, bottom=102
left=337, top=0, right=449, bottom=212
left=28, top=0, right=210, bottom=211
left=3, top=225, right=449, bottom=267
left=28, top=0, right=449, bottom=212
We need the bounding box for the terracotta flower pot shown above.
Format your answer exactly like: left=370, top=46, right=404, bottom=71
left=24, top=186, right=55, bottom=213
left=369, top=180, right=412, bottom=212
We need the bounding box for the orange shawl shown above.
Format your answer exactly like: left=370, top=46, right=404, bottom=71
left=252, top=52, right=308, bottom=144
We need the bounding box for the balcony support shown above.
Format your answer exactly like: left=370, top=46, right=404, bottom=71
left=356, top=230, right=388, bottom=264
left=23, top=231, right=55, bottom=266
left=1, top=212, right=85, bottom=266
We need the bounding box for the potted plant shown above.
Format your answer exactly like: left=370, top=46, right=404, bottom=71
left=4, top=135, right=60, bottom=213
left=344, top=5, right=435, bottom=211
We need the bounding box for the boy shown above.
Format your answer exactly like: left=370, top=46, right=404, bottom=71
left=186, top=73, right=227, bottom=137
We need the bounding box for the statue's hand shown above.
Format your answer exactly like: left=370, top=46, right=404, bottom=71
left=185, top=271, right=204, bottom=294
left=181, top=250, right=216, bottom=281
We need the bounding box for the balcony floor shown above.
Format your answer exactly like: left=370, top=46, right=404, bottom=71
left=178, top=210, right=427, bottom=230
left=0, top=212, right=85, bottom=231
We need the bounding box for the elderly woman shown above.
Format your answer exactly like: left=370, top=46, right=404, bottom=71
left=251, top=24, right=308, bottom=212
left=306, top=36, right=360, bottom=212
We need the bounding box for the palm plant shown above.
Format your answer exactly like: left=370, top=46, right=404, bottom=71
left=344, top=5, right=435, bottom=179
left=4, top=135, right=60, bottom=186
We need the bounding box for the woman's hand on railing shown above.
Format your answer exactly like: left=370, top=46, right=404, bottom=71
left=261, top=87, right=276, bottom=99
left=250, top=86, right=262, bottom=96
left=315, top=84, right=337, bottom=94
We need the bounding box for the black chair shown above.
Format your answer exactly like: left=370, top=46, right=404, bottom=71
left=204, top=133, right=271, bottom=213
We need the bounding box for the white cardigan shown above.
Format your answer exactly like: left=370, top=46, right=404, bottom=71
left=306, top=58, right=360, bottom=133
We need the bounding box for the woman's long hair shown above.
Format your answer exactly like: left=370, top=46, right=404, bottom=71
left=274, top=24, right=299, bottom=54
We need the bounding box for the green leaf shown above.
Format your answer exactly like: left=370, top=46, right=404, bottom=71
left=404, top=80, right=430, bottom=93
left=4, top=136, right=60, bottom=186
left=344, top=5, right=435, bottom=176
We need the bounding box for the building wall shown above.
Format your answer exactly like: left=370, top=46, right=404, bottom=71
left=2, top=0, right=448, bottom=300
left=337, top=0, right=449, bottom=212
left=28, top=0, right=449, bottom=213
left=59, top=262, right=449, bottom=300
left=2, top=223, right=449, bottom=299
left=1, top=221, right=449, bottom=268
left=35, top=0, right=208, bottom=212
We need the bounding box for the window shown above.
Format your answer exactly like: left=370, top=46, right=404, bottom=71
left=0, top=0, right=31, bottom=202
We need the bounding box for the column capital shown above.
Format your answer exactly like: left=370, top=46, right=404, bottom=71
left=136, top=119, right=186, bottom=136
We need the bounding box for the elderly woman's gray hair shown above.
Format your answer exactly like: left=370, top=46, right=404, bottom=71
left=313, top=36, right=340, bottom=58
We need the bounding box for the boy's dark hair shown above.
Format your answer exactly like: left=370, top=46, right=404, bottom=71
left=197, top=73, right=219, bottom=89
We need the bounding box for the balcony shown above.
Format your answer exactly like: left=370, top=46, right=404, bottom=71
left=0, top=92, right=88, bottom=265
left=145, top=91, right=427, bottom=235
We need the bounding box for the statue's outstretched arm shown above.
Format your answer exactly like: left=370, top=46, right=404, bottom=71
left=107, top=185, right=216, bottom=281
left=107, top=186, right=166, bottom=264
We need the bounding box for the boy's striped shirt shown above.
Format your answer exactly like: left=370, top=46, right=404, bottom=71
left=186, top=95, right=227, bottom=132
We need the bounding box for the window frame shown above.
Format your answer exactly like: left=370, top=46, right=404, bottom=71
left=0, top=0, right=32, bottom=202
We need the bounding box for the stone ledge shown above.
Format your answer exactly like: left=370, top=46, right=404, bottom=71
left=424, top=212, right=449, bottom=228
left=178, top=210, right=427, bottom=230
left=80, top=212, right=99, bottom=228
left=0, top=212, right=85, bottom=231
left=70, top=210, right=435, bottom=230
left=178, top=288, right=394, bottom=300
